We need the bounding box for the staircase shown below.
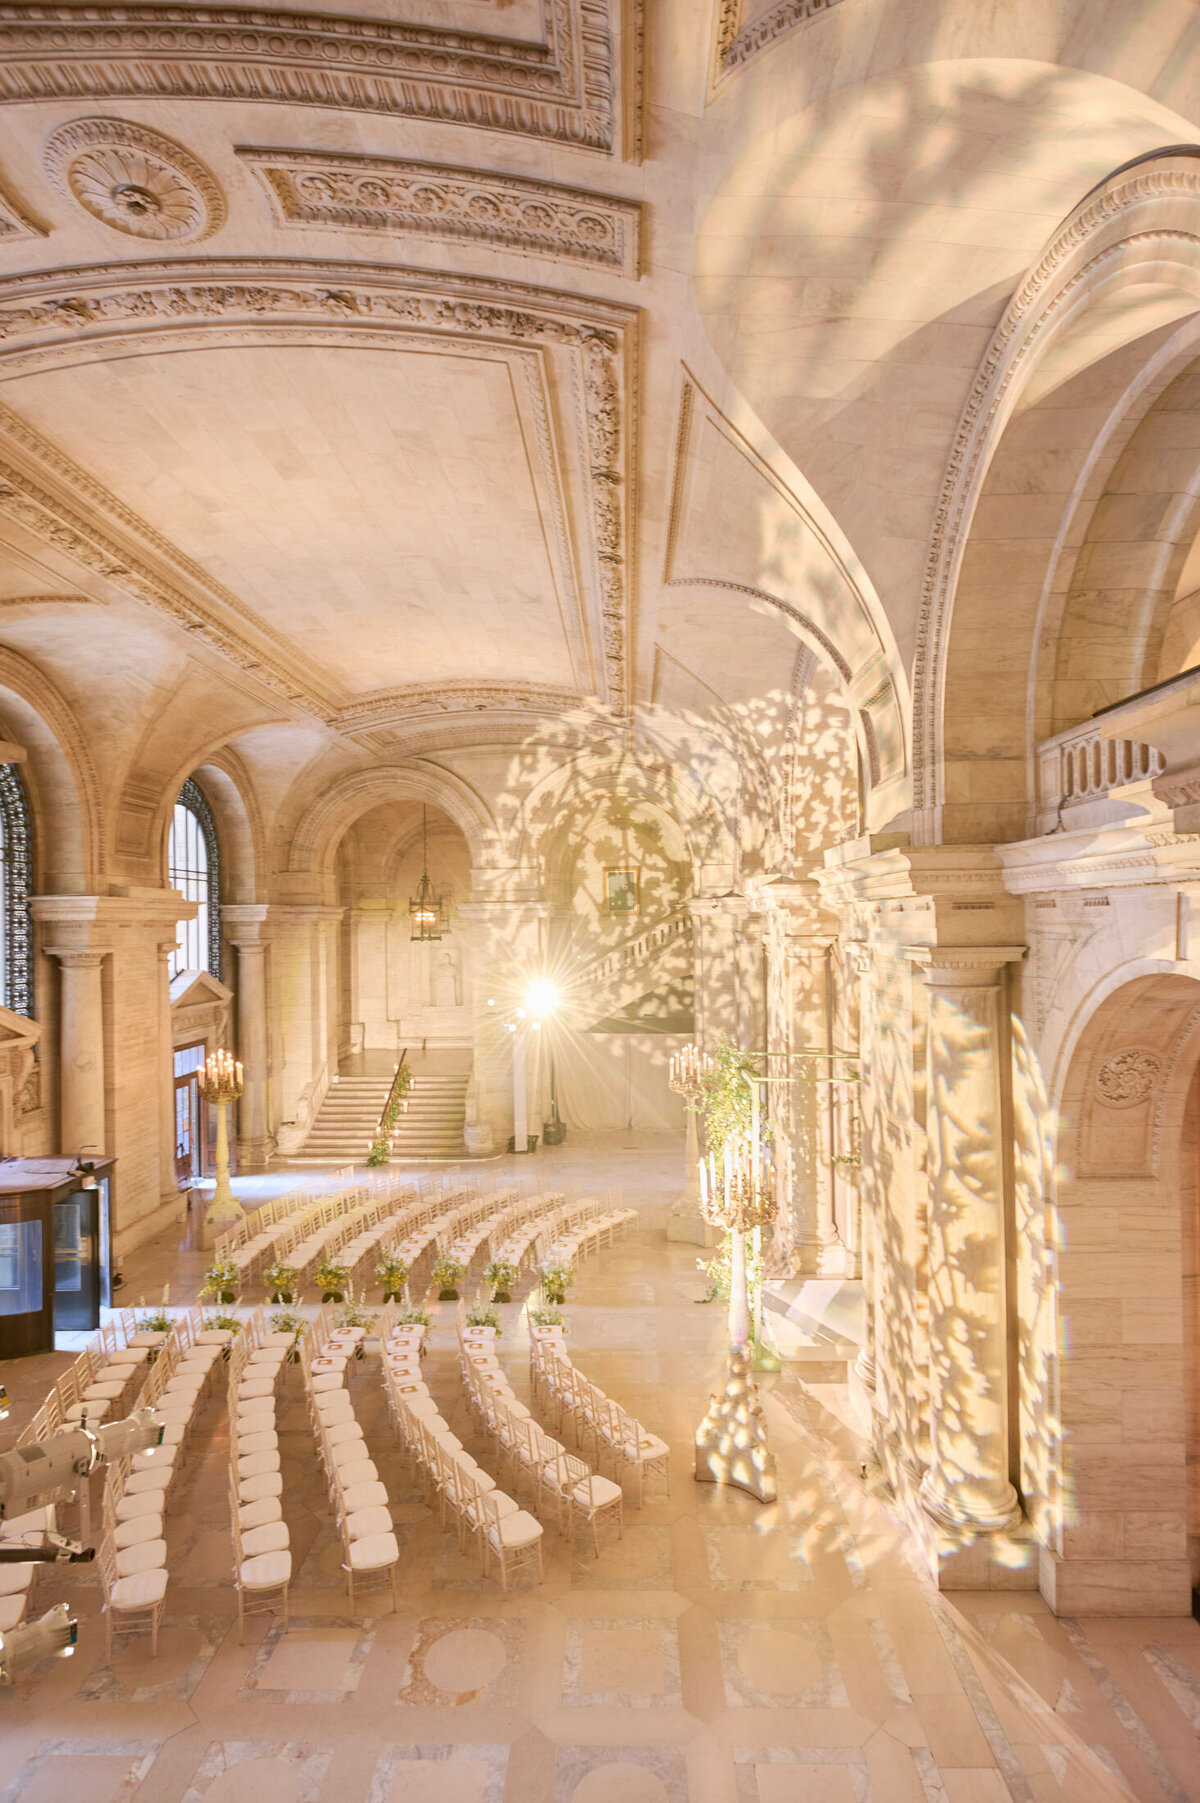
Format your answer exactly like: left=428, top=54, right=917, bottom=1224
left=294, top=1059, right=469, bottom=1163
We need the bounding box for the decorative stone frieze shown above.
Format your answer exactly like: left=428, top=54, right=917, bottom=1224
left=44, top=118, right=224, bottom=242
left=239, top=148, right=641, bottom=277
left=0, top=175, right=44, bottom=241
left=0, top=0, right=619, bottom=152
left=712, top=0, right=846, bottom=84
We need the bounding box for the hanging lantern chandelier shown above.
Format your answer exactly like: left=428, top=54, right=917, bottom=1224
left=409, top=803, right=448, bottom=941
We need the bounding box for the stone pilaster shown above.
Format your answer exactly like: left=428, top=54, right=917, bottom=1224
left=222, top=904, right=274, bottom=1167
left=47, top=949, right=106, bottom=1156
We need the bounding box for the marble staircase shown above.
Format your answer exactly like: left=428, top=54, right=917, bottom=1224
left=293, top=1056, right=470, bottom=1162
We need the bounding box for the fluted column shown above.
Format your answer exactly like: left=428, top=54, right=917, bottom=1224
left=222, top=905, right=272, bottom=1167
left=919, top=946, right=1024, bottom=1534
left=50, top=950, right=106, bottom=1155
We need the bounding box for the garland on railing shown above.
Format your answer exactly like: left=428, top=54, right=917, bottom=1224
left=366, top=1056, right=413, bottom=1165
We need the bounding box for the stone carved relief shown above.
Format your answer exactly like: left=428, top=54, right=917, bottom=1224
left=44, top=119, right=224, bottom=242
left=0, top=0, right=618, bottom=152
left=0, top=176, right=45, bottom=242
left=336, top=681, right=583, bottom=737
left=240, top=148, right=641, bottom=277
left=0, top=593, right=104, bottom=610
left=0, top=258, right=636, bottom=715
left=1094, top=1049, right=1161, bottom=1108
left=912, top=158, right=1200, bottom=817
left=712, top=0, right=846, bottom=84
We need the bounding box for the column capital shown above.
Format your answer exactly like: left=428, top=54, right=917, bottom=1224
left=221, top=903, right=271, bottom=948
left=910, top=944, right=1026, bottom=986
left=44, top=947, right=106, bottom=968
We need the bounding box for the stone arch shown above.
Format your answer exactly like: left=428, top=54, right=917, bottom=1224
left=189, top=747, right=266, bottom=907
left=917, top=150, right=1200, bottom=839
left=285, top=762, right=497, bottom=886
left=0, top=646, right=102, bottom=891
left=1040, top=966, right=1200, bottom=1615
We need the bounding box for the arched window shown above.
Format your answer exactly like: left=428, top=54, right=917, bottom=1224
left=0, top=763, right=33, bottom=1017
left=168, top=778, right=220, bottom=981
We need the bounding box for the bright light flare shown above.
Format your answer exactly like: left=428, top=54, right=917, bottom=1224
left=524, top=978, right=560, bottom=1020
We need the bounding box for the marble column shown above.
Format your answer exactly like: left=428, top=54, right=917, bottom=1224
left=222, top=906, right=272, bottom=1167
left=847, top=941, right=877, bottom=1390
left=919, top=947, right=1024, bottom=1534
left=156, top=940, right=180, bottom=1210
left=50, top=950, right=106, bottom=1155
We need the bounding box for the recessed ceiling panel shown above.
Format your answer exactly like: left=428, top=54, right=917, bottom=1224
left=2, top=343, right=577, bottom=697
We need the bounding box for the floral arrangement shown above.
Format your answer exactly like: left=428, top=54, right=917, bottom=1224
left=465, top=1302, right=501, bottom=1333
left=261, top=1260, right=299, bottom=1303
left=336, top=1292, right=377, bottom=1338
left=396, top=1306, right=431, bottom=1328
left=537, top=1258, right=574, bottom=1304
left=365, top=1065, right=414, bottom=1166
left=528, top=1305, right=565, bottom=1330
left=484, top=1257, right=517, bottom=1303
left=431, top=1253, right=466, bottom=1300
left=375, top=1253, right=410, bottom=1300
left=199, top=1258, right=239, bottom=1305
left=270, top=1310, right=307, bottom=1360
left=136, top=1288, right=173, bottom=1334
left=314, top=1256, right=350, bottom=1303
left=203, top=1313, right=242, bottom=1336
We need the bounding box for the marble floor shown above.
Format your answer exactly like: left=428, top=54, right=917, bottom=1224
left=2, top=1139, right=1199, bottom=1803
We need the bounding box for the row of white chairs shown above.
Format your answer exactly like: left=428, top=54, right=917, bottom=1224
left=379, top=1307, right=544, bottom=1592
left=97, top=1308, right=237, bottom=1658
left=344, top=1183, right=476, bottom=1292
left=492, top=1194, right=634, bottom=1276
left=16, top=1307, right=177, bottom=1449
left=456, top=1310, right=623, bottom=1558
left=221, top=1171, right=404, bottom=1284
left=300, top=1310, right=401, bottom=1615
left=226, top=1308, right=303, bottom=1641
left=214, top=1166, right=364, bottom=1255
left=529, top=1329, right=670, bottom=1507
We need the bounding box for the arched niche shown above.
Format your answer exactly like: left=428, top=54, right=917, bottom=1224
left=1036, top=967, right=1200, bottom=1616
left=0, top=647, right=100, bottom=893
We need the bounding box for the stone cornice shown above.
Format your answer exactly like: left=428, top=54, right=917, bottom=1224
left=999, top=820, right=1200, bottom=894
left=0, top=0, right=618, bottom=151
left=239, top=147, right=641, bottom=276
left=0, top=255, right=637, bottom=715
left=711, top=0, right=846, bottom=88
left=333, top=681, right=585, bottom=740
left=32, top=887, right=191, bottom=944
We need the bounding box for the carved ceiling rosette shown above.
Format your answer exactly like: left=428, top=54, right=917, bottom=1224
left=44, top=118, right=225, bottom=242
left=1094, top=1048, right=1161, bottom=1108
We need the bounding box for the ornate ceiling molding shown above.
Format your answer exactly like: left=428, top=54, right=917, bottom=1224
left=0, top=174, right=44, bottom=242
left=711, top=0, right=845, bottom=87
left=912, top=156, right=1200, bottom=828
left=337, top=680, right=585, bottom=751
left=0, top=255, right=636, bottom=715
left=0, top=591, right=104, bottom=608
left=238, top=147, right=641, bottom=277
left=0, top=0, right=617, bottom=152
left=44, top=117, right=224, bottom=242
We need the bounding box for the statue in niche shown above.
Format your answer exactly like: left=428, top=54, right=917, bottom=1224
left=434, top=948, right=461, bottom=1009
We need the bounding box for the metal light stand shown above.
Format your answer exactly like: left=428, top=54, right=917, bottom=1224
left=693, top=1132, right=779, bottom=1503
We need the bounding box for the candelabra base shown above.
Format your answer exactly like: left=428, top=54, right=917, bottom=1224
left=694, top=1344, right=778, bottom=1503
left=666, top=1194, right=720, bottom=1247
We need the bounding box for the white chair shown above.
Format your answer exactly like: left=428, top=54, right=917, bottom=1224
left=97, top=1535, right=166, bottom=1660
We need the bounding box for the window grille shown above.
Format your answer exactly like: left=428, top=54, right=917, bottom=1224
left=168, top=778, right=221, bottom=981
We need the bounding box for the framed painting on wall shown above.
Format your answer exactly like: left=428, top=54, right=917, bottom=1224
left=605, top=867, right=640, bottom=915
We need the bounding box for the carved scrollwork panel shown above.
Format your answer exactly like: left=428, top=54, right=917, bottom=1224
left=1094, top=1048, right=1161, bottom=1108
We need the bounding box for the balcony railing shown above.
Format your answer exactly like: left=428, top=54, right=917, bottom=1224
left=1036, top=719, right=1163, bottom=832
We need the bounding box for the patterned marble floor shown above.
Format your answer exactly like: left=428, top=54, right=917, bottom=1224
left=1, top=1137, right=1198, bottom=1803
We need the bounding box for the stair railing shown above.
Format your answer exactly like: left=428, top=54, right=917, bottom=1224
left=374, top=1049, right=410, bottom=1148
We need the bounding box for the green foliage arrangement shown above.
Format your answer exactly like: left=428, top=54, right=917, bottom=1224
left=336, top=1294, right=377, bottom=1333
left=136, top=1307, right=172, bottom=1334
left=199, top=1258, right=239, bottom=1305
left=375, top=1253, right=410, bottom=1299
left=431, top=1253, right=465, bottom=1300
left=314, top=1256, right=350, bottom=1302
left=528, top=1305, right=565, bottom=1330
left=465, top=1302, right=501, bottom=1333
left=396, top=1306, right=431, bottom=1328
left=484, top=1257, right=517, bottom=1303
left=203, top=1313, right=242, bottom=1336
left=537, top=1258, right=574, bottom=1304
left=694, top=1033, right=764, bottom=1157
left=365, top=1064, right=414, bottom=1165
left=269, top=1310, right=307, bottom=1359
left=261, top=1260, right=299, bottom=1302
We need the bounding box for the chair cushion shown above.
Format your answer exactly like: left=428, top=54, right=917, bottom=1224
left=249, top=1348, right=286, bottom=1366
left=310, top=1372, right=344, bottom=1394
left=237, top=1379, right=276, bottom=1400
left=107, top=1345, right=151, bottom=1365
left=115, top=1538, right=167, bottom=1577
left=0, top=1562, right=34, bottom=1595
left=64, top=1400, right=111, bottom=1422
left=324, top=1420, right=364, bottom=1446
left=0, top=1595, right=26, bottom=1632
left=116, top=1490, right=166, bottom=1522
left=128, top=1331, right=169, bottom=1348
left=241, top=1521, right=290, bottom=1558
left=237, top=1450, right=281, bottom=1480
left=133, top=1445, right=177, bottom=1473
left=83, top=1381, right=127, bottom=1401
left=315, top=1393, right=354, bottom=1420
left=496, top=1510, right=542, bottom=1548
left=573, top=1476, right=623, bottom=1507
left=110, top=1568, right=168, bottom=1608
left=333, top=1459, right=377, bottom=1488
left=235, top=1429, right=278, bottom=1456
left=347, top=1531, right=398, bottom=1569
left=237, top=1496, right=282, bottom=1530
left=196, top=1329, right=235, bottom=1346
left=240, top=1549, right=292, bottom=1588
left=238, top=1472, right=283, bottom=1503
left=260, top=1332, right=297, bottom=1349
left=113, top=1513, right=163, bottom=1549
left=346, top=1505, right=394, bottom=1540
left=341, top=1480, right=388, bottom=1513
left=622, top=1434, right=668, bottom=1460
left=235, top=1396, right=276, bottom=1419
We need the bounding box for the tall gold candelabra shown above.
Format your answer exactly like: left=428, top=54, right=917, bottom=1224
left=198, top=1048, right=244, bottom=1238
left=667, top=1043, right=716, bottom=1247
left=694, top=1129, right=778, bottom=1503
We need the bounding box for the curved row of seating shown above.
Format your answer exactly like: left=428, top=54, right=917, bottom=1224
left=379, top=1304, right=543, bottom=1592
left=16, top=1307, right=171, bottom=1448
left=492, top=1193, right=634, bottom=1278
left=456, top=1309, right=622, bottom=1559
left=529, top=1328, right=670, bottom=1506
left=227, top=1308, right=299, bottom=1641
left=98, top=1308, right=234, bottom=1657
left=301, top=1309, right=400, bottom=1616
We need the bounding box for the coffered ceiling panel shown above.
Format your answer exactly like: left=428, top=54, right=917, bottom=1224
left=2, top=342, right=581, bottom=698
